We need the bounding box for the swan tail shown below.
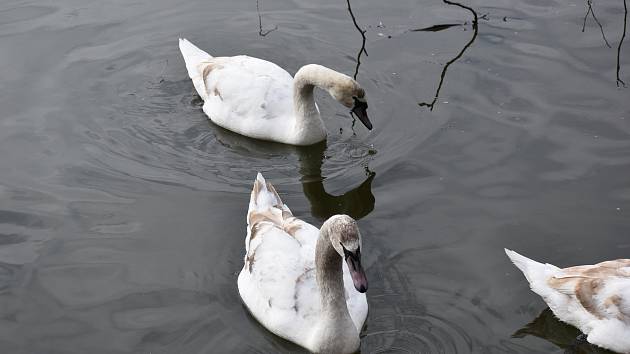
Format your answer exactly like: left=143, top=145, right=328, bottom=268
left=248, top=173, right=288, bottom=221
left=505, top=249, right=561, bottom=298
left=178, top=38, right=213, bottom=100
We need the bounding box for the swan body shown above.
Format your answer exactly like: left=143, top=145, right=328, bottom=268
left=505, top=249, right=630, bottom=353
left=179, top=38, right=372, bottom=146
left=238, top=173, right=369, bottom=353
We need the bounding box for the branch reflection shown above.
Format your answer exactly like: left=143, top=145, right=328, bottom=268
left=580, top=0, right=627, bottom=86
left=411, top=23, right=462, bottom=32
left=211, top=125, right=375, bottom=221
left=513, top=308, right=615, bottom=354
left=418, top=0, right=478, bottom=111
left=582, top=0, right=612, bottom=48
left=346, top=0, right=368, bottom=80
left=617, top=0, right=627, bottom=87
left=256, top=0, right=277, bottom=37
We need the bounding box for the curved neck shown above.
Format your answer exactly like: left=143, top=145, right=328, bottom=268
left=315, top=224, right=351, bottom=318
left=310, top=221, right=360, bottom=353
left=292, top=65, right=348, bottom=144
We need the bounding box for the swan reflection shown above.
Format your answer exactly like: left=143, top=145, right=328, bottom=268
left=513, top=308, right=614, bottom=354
left=212, top=125, right=375, bottom=221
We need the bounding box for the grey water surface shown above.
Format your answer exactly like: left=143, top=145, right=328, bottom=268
left=0, top=0, right=629, bottom=352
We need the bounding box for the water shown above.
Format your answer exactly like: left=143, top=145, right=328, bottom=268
left=0, top=0, right=628, bottom=352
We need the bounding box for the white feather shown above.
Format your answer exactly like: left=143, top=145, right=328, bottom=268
left=178, top=39, right=368, bottom=146
left=238, top=174, right=368, bottom=353
left=506, top=249, right=630, bottom=353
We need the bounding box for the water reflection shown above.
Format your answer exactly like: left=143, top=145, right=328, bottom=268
left=411, top=24, right=462, bottom=32
left=256, top=0, right=277, bottom=37
left=513, top=308, right=614, bottom=354
left=582, top=0, right=612, bottom=48
left=617, top=0, right=627, bottom=87
left=346, top=0, right=368, bottom=80
left=212, top=126, right=375, bottom=221
left=298, top=141, right=375, bottom=221
left=418, top=0, right=479, bottom=110
left=580, top=0, right=627, bottom=87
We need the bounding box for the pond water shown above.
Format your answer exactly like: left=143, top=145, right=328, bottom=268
left=0, top=0, right=628, bottom=352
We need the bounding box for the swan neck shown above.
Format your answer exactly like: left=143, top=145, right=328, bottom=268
left=292, top=65, right=345, bottom=144
left=315, top=225, right=349, bottom=315
left=294, top=64, right=342, bottom=93
left=309, top=220, right=361, bottom=353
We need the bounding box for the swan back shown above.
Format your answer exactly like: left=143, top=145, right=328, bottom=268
left=179, top=39, right=304, bottom=143
left=505, top=249, right=630, bottom=353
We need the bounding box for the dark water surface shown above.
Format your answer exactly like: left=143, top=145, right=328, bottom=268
left=1, top=0, right=629, bottom=352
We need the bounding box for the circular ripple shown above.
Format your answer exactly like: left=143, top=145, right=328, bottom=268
left=364, top=265, right=474, bottom=353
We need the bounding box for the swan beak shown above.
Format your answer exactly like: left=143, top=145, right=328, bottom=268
left=351, top=101, right=372, bottom=131
left=346, top=252, right=368, bottom=293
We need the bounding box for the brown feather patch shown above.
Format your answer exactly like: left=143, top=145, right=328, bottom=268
left=603, top=295, right=625, bottom=320
left=248, top=209, right=302, bottom=240
left=265, top=182, right=283, bottom=207
left=247, top=251, right=256, bottom=273
left=213, top=87, right=223, bottom=100
left=575, top=278, right=605, bottom=318
left=546, top=258, right=630, bottom=319
left=283, top=219, right=302, bottom=237
left=547, top=276, right=577, bottom=293
left=199, top=62, right=222, bottom=96
left=247, top=178, right=302, bottom=263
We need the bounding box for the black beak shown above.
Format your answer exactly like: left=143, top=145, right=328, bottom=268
left=351, top=98, right=372, bottom=131
left=342, top=244, right=368, bottom=293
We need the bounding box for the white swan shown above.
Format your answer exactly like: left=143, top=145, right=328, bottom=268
left=178, top=38, right=372, bottom=146
left=238, top=173, right=368, bottom=353
left=505, top=249, right=630, bottom=353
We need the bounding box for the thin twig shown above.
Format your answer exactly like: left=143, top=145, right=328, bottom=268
left=256, top=0, right=277, bottom=37
left=418, top=0, right=478, bottom=110
left=618, top=0, right=627, bottom=87
left=346, top=0, right=368, bottom=80
left=582, top=0, right=612, bottom=48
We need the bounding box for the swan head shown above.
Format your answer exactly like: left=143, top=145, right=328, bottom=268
left=326, top=215, right=368, bottom=293
left=329, top=81, right=372, bottom=131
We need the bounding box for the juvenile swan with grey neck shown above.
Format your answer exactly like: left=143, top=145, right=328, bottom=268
left=179, top=38, right=372, bottom=146
left=238, top=173, right=368, bottom=353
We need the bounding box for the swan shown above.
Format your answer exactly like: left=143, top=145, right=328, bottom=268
left=505, top=249, right=630, bottom=353
left=178, top=38, right=372, bottom=146
left=238, top=173, right=369, bottom=353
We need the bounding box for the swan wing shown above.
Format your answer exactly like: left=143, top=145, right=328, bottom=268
left=181, top=45, right=295, bottom=141
left=547, top=260, right=630, bottom=321
left=238, top=173, right=321, bottom=347
left=506, top=249, right=630, bottom=352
